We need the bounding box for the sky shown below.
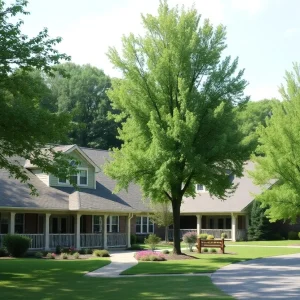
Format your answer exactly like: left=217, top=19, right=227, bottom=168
left=16, top=0, right=300, bottom=101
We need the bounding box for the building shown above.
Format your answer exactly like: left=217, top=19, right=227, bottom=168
left=0, top=145, right=261, bottom=251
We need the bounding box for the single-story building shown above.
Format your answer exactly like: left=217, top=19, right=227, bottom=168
left=0, top=145, right=262, bottom=250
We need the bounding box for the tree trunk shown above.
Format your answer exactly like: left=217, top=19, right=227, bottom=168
left=172, top=199, right=181, bottom=255
left=165, top=226, right=169, bottom=243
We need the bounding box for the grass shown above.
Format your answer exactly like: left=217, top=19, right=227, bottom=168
left=122, top=245, right=300, bottom=275
left=0, top=258, right=231, bottom=299
left=225, top=240, right=300, bottom=246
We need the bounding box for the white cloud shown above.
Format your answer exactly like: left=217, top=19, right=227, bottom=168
left=231, top=0, right=268, bottom=14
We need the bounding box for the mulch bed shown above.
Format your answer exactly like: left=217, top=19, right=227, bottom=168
left=164, top=253, right=198, bottom=260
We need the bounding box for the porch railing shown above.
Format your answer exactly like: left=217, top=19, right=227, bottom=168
left=80, top=233, right=103, bottom=248
left=168, top=229, right=197, bottom=240
left=49, top=234, right=75, bottom=248
left=200, top=229, right=232, bottom=239
left=107, top=233, right=127, bottom=247
left=22, top=234, right=44, bottom=249
left=0, top=234, right=44, bottom=249
left=168, top=229, right=232, bottom=240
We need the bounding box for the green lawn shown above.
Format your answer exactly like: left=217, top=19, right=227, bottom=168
left=0, top=258, right=231, bottom=299
left=225, top=240, right=300, bottom=246
left=122, top=246, right=300, bottom=275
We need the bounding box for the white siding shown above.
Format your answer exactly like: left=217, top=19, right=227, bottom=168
left=32, top=170, right=49, bottom=186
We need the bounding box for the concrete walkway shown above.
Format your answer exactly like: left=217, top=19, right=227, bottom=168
left=212, top=253, right=300, bottom=299
left=86, top=251, right=138, bottom=278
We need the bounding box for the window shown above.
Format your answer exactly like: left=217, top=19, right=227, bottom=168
left=196, top=184, right=206, bottom=192
left=0, top=213, right=9, bottom=234
left=79, top=170, right=87, bottom=185
left=107, top=216, right=119, bottom=233
left=58, top=168, right=88, bottom=186
left=58, top=177, right=67, bottom=184
left=93, top=216, right=102, bottom=233
left=69, top=172, right=78, bottom=185
left=15, top=213, right=24, bottom=233
left=136, top=216, right=154, bottom=234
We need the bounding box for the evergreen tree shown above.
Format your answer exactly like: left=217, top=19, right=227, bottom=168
left=247, top=200, right=270, bottom=241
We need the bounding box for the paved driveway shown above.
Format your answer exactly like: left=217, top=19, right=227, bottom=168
left=211, top=253, right=300, bottom=299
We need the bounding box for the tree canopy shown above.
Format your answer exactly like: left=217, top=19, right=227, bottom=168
left=250, top=63, right=300, bottom=222
left=0, top=0, right=73, bottom=193
left=236, top=98, right=279, bottom=155
left=42, top=63, right=120, bottom=150
left=105, top=1, right=249, bottom=254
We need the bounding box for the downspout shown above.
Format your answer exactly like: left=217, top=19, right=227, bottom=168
left=127, top=213, right=134, bottom=248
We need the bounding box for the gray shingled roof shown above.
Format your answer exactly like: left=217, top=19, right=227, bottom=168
left=0, top=146, right=259, bottom=214
left=181, top=161, right=261, bottom=214
left=0, top=168, right=69, bottom=210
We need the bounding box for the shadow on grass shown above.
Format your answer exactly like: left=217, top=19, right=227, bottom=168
left=0, top=259, right=231, bottom=299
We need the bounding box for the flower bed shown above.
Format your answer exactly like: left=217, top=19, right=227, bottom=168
left=134, top=250, right=165, bottom=261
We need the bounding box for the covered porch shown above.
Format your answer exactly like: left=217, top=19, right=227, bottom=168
left=0, top=212, right=132, bottom=250
left=168, top=213, right=248, bottom=241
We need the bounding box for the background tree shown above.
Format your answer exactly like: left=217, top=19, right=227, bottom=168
left=43, top=63, right=120, bottom=149
left=236, top=99, right=279, bottom=155
left=105, top=1, right=249, bottom=254
left=0, top=0, right=73, bottom=192
left=247, top=200, right=270, bottom=241
left=149, top=202, right=173, bottom=242
left=250, top=63, right=300, bottom=222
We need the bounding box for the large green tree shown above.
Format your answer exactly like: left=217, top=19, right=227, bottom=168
left=43, top=63, right=120, bottom=149
left=251, top=63, right=300, bottom=222
left=105, top=1, right=249, bottom=254
left=236, top=99, right=279, bottom=155
left=0, top=0, right=73, bottom=193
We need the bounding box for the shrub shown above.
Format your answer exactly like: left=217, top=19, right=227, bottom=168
left=298, top=232, right=300, bottom=239
left=198, top=233, right=208, bottom=239
left=130, top=234, right=137, bottom=245
left=210, top=248, right=217, bottom=253
left=55, top=245, right=61, bottom=254
left=93, top=249, right=110, bottom=257
left=127, top=244, right=143, bottom=250
left=0, top=247, right=8, bottom=257
left=203, top=248, right=208, bottom=253
left=80, top=248, right=93, bottom=255
left=182, top=232, right=197, bottom=252
left=135, top=250, right=165, bottom=261
left=162, top=249, right=170, bottom=254
left=60, top=253, right=68, bottom=259
left=144, top=234, right=161, bottom=251
left=207, top=235, right=214, bottom=240
left=35, top=251, right=43, bottom=258
left=272, top=233, right=283, bottom=240
left=221, top=233, right=228, bottom=239
left=61, top=246, right=76, bottom=254
left=73, top=252, right=80, bottom=259
left=46, top=252, right=56, bottom=259
left=288, top=231, right=298, bottom=240
left=3, top=234, right=31, bottom=257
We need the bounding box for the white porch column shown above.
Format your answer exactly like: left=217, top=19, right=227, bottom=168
left=196, top=214, right=202, bottom=235
left=103, top=215, right=108, bottom=249
left=75, top=214, right=81, bottom=250
left=45, top=213, right=51, bottom=250
left=10, top=212, right=16, bottom=234
left=231, top=213, right=236, bottom=242
left=127, top=214, right=133, bottom=248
